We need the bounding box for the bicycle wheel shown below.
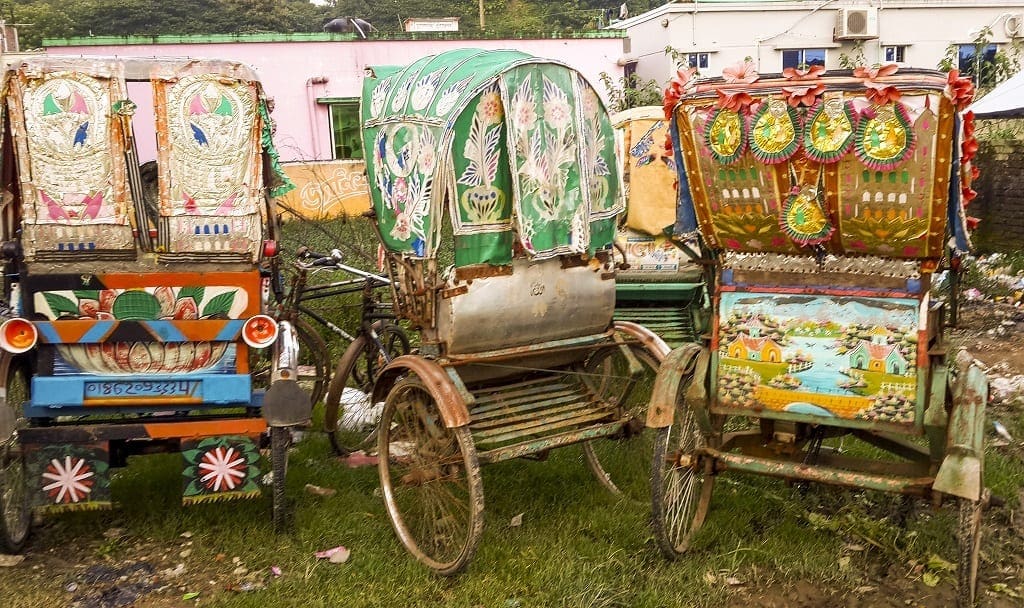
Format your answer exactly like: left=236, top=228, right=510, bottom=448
left=580, top=343, right=660, bottom=503
left=324, top=324, right=410, bottom=456
left=0, top=356, right=31, bottom=553
left=294, top=318, right=331, bottom=407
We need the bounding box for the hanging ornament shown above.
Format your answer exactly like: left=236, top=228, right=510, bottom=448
left=854, top=102, right=915, bottom=171
left=749, top=98, right=801, bottom=164
left=780, top=184, right=834, bottom=246
left=803, top=98, right=857, bottom=164
left=703, top=108, right=746, bottom=165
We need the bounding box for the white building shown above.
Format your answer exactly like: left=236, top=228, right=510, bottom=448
left=611, top=1, right=1024, bottom=83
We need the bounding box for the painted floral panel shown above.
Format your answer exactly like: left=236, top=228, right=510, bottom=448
left=370, top=122, right=439, bottom=256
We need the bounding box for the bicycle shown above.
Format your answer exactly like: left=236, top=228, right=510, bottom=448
left=317, top=256, right=410, bottom=456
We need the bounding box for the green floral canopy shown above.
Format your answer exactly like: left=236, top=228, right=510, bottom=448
left=361, top=49, right=623, bottom=267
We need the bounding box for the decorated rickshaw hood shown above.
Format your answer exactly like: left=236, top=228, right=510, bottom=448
left=362, top=49, right=623, bottom=265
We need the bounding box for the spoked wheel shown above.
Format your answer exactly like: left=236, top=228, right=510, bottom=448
left=0, top=357, right=31, bottom=552
left=325, top=324, right=410, bottom=456
left=957, top=490, right=987, bottom=608
left=581, top=344, right=660, bottom=502
left=270, top=426, right=291, bottom=532
left=294, top=319, right=331, bottom=407
left=378, top=375, right=483, bottom=575
left=650, top=402, right=715, bottom=557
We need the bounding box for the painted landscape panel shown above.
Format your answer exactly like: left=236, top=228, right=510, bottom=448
left=717, top=292, right=921, bottom=423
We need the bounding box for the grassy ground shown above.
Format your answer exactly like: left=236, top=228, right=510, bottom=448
left=4, top=404, right=1021, bottom=608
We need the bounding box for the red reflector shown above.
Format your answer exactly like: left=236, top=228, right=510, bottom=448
left=0, top=318, right=37, bottom=353
left=242, top=315, right=278, bottom=348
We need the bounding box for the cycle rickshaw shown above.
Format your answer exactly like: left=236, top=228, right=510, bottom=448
left=611, top=106, right=707, bottom=347
left=0, top=56, right=306, bottom=549
left=360, top=49, right=667, bottom=574
left=650, top=64, right=988, bottom=607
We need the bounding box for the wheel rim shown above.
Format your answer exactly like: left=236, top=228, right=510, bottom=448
left=1, top=362, right=31, bottom=549
left=378, top=377, right=481, bottom=574
left=958, top=494, right=985, bottom=607
left=652, top=404, right=713, bottom=556
left=582, top=345, right=659, bottom=502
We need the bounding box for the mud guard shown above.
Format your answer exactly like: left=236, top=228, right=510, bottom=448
left=933, top=364, right=987, bottom=501
left=261, top=320, right=312, bottom=427
left=262, top=379, right=311, bottom=427
left=612, top=320, right=670, bottom=360
left=371, top=355, right=473, bottom=428
left=646, top=343, right=707, bottom=428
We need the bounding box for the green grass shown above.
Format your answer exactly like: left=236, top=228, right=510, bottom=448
left=7, top=417, right=1009, bottom=608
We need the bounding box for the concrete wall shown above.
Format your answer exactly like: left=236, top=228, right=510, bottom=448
left=973, top=139, right=1024, bottom=252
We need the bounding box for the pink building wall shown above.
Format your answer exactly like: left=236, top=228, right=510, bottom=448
left=48, top=38, right=626, bottom=163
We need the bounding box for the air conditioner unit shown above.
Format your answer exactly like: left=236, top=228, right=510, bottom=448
left=835, top=8, right=879, bottom=40
left=1005, top=13, right=1023, bottom=38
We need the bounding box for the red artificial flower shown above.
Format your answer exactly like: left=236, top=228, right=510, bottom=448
left=962, top=185, right=977, bottom=205
left=715, top=89, right=754, bottom=112
left=853, top=64, right=899, bottom=80
left=970, top=164, right=981, bottom=180
left=782, top=83, right=826, bottom=107
left=783, top=64, right=826, bottom=80
left=946, top=70, right=975, bottom=110
left=864, top=81, right=902, bottom=104
left=722, top=60, right=759, bottom=84
left=663, top=132, right=673, bottom=156
left=662, top=67, right=697, bottom=119
left=961, top=137, right=979, bottom=162
left=962, top=110, right=976, bottom=138
left=966, top=216, right=981, bottom=230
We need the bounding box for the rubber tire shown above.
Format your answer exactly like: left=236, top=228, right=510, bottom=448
left=270, top=426, right=291, bottom=533
left=0, top=357, right=31, bottom=553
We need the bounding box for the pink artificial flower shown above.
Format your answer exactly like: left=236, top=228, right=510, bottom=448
left=782, top=83, right=826, bottom=107
left=723, top=60, right=759, bottom=84
left=782, top=65, right=826, bottom=80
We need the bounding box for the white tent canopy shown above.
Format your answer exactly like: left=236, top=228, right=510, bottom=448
left=969, top=70, right=1024, bottom=118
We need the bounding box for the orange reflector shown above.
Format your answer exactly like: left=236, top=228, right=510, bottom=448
left=0, top=318, right=37, bottom=353
left=242, top=315, right=278, bottom=349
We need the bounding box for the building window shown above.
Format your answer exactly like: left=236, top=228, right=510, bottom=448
left=624, top=61, right=637, bottom=81
left=687, top=52, right=709, bottom=70
left=958, top=43, right=998, bottom=85
left=781, top=48, right=826, bottom=70
left=884, top=45, right=906, bottom=63
left=328, top=100, right=362, bottom=160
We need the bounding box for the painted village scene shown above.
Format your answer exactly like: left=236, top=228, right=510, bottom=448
left=717, top=292, right=920, bottom=423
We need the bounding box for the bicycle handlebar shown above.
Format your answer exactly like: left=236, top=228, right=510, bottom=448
left=295, top=244, right=392, bottom=286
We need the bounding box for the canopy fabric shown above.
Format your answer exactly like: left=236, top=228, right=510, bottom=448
left=969, top=70, right=1024, bottom=118
left=361, top=49, right=623, bottom=265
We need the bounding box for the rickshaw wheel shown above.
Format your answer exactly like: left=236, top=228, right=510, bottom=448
left=0, top=357, right=31, bottom=553
left=956, top=491, right=986, bottom=608
left=378, top=375, right=483, bottom=576
left=650, top=403, right=714, bottom=558
left=581, top=344, right=660, bottom=503
left=270, top=426, right=291, bottom=532
left=325, top=324, right=411, bottom=456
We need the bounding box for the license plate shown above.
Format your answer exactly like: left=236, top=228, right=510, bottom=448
left=84, top=380, right=201, bottom=400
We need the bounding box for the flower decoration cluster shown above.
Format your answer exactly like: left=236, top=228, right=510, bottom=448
left=944, top=70, right=980, bottom=229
